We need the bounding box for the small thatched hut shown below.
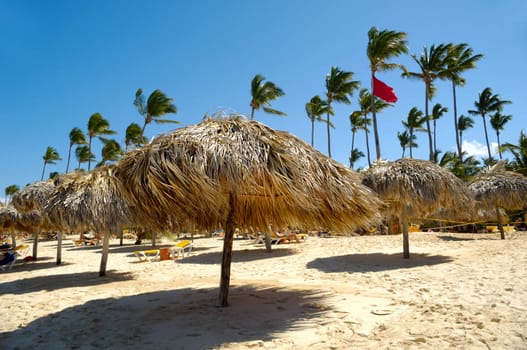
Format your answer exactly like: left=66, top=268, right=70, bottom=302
left=361, top=158, right=473, bottom=258
left=469, top=163, right=527, bottom=239
left=114, top=115, right=381, bottom=306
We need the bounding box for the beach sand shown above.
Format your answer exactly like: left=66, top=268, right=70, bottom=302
left=1, top=231, right=526, bottom=349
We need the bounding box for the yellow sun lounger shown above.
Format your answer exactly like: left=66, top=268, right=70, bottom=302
left=134, top=249, right=160, bottom=262
left=170, top=240, right=193, bottom=259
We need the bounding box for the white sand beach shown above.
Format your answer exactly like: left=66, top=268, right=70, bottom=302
left=1, top=231, right=526, bottom=349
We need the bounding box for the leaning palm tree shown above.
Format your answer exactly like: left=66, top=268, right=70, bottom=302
left=125, top=122, right=147, bottom=152
left=87, top=113, right=116, bottom=171
left=134, top=88, right=178, bottom=139
left=490, top=111, right=512, bottom=160
left=250, top=74, right=286, bottom=120
left=325, top=66, right=359, bottom=157
left=66, top=127, right=87, bottom=173
left=402, top=107, right=427, bottom=158
left=97, top=138, right=124, bottom=167
left=75, top=145, right=94, bottom=171
left=305, top=95, right=330, bottom=146
left=354, top=89, right=390, bottom=166
left=430, top=103, right=448, bottom=155
left=468, top=87, right=511, bottom=161
left=397, top=130, right=414, bottom=158
left=457, top=114, right=474, bottom=161
left=114, top=115, right=381, bottom=306
left=4, top=185, right=19, bottom=205
left=349, top=148, right=365, bottom=169
left=367, top=26, right=408, bottom=161
left=402, top=44, right=450, bottom=161
left=349, top=110, right=364, bottom=168
left=41, top=146, right=61, bottom=180
left=501, top=131, right=527, bottom=176
left=443, top=43, right=483, bottom=160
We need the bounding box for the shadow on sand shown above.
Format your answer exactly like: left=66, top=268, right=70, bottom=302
left=177, top=247, right=297, bottom=265
left=1, top=270, right=134, bottom=294
left=0, top=285, right=329, bottom=349
left=307, top=252, right=454, bottom=273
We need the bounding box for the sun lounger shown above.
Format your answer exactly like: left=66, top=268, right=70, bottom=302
left=0, top=251, right=17, bottom=271
left=134, top=249, right=160, bottom=262
left=170, top=240, right=193, bottom=259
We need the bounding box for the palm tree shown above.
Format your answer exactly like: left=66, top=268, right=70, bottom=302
left=75, top=145, right=94, bottom=171
left=349, top=148, right=365, bottom=169
left=87, top=112, right=115, bottom=171
left=305, top=96, right=330, bottom=146
left=402, top=43, right=450, bottom=161
left=468, top=87, right=511, bottom=160
left=97, top=138, right=124, bottom=167
left=367, top=26, right=408, bottom=161
left=402, top=107, right=427, bottom=158
left=501, top=131, right=527, bottom=176
left=125, top=122, right=148, bottom=152
left=397, top=130, right=415, bottom=158
left=430, top=103, right=448, bottom=155
left=249, top=74, right=286, bottom=120
left=41, top=146, right=61, bottom=180
left=490, top=111, right=512, bottom=160
left=354, top=89, right=390, bottom=166
left=439, top=151, right=480, bottom=180
left=325, top=66, right=359, bottom=157
left=457, top=114, right=474, bottom=161
left=444, top=43, right=483, bottom=160
left=66, top=127, right=87, bottom=173
left=349, top=111, right=364, bottom=168
left=4, top=184, right=19, bottom=205
left=134, top=88, right=178, bottom=138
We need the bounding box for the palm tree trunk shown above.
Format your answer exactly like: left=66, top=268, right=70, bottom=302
left=433, top=119, right=437, bottom=156
left=326, top=109, right=332, bottom=157
left=350, top=131, right=356, bottom=168
left=425, top=87, right=434, bottom=161
left=452, top=82, right=462, bottom=159
left=88, top=137, right=93, bottom=171
left=371, top=75, right=381, bottom=161
left=481, top=114, right=492, bottom=160
left=250, top=107, right=255, bottom=121
left=311, top=118, right=315, bottom=146
left=497, top=131, right=502, bottom=159
left=65, top=145, right=72, bottom=173
left=41, top=162, right=46, bottom=181
left=364, top=124, right=371, bottom=167
left=409, top=130, right=413, bottom=159
left=459, top=130, right=464, bottom=162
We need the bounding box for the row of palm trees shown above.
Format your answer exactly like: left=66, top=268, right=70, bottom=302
left=4, top=26, right=522, bottom=204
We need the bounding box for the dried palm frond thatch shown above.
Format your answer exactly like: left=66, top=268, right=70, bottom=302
left=11, top=179, right=57, bottom=212
left=114, top=115, right=381, bottom=306
left=469, top=162, right=527, bottom=239
left=362, top=158, right=473, bottom=258
left=45, top=165, right=132, bottom=234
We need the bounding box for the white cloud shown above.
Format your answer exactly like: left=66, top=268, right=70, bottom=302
left=462, top=140, right=499, bottom=159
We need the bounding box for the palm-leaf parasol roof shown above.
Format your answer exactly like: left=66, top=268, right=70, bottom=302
left=114, top=115, right=382, bottom=306
left=469, top=162, right=527, bottom=239
left=361, top=158, right=473, bottom=257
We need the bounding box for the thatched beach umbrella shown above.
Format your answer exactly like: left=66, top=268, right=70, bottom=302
left=469, top=163, right=527, bottom=239
left=45, top=165, right=133, bottom=275
left=11, top=179, right=61, bottom=261
left=0, top=206, right=42, bottom=249
left=362, top=158, right=473, bottom=258
left=114, top=115, right=381, bottom=306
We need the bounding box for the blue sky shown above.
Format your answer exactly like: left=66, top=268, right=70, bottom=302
left=1, top=0, right=526, bottom=200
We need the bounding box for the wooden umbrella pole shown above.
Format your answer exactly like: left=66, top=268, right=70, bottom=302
left=99, top=232, right=111, bottom=276
left=56, top=231, right=62, bottom=265
left=32, top=227, right=39, bottom=260
left=401, top=207, right=410, bottom=259
left=496, top=206, right=505, bottom=240
left=217, top=193, right=236, bottom=307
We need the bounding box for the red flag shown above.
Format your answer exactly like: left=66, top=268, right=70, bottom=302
left=372, top=75, right=398, bottom=103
